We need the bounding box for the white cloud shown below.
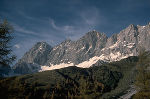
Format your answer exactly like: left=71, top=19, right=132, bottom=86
left=17, top=11, right=48, bottom=23
left=48, top=7, right=102, bottom=41
left=64, top=25, right=74, bottom=31
left=50, top=19, right=60, bottom=30
left=80, top=7, right=100, bottom=26
left=49, top=18, right=75, bottom=34
left=18, top=11, right=35, bottom=20
left=12, top=23, right=38, bottom=35
left=14, top=44, right=20, bottom=49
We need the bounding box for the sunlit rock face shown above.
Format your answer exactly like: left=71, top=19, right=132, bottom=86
left=13, top=42, right=52, bottom=74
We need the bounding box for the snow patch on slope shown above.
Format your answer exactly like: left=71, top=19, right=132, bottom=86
left=76, top=46, right=85, bottom=53
left=39, top=62, right=74, bottom=72
left=108, top=52, right=134, bottom=61
left=110, top=52, right=121, bottom=60
left=109, top=41, right=120, bottom=49
left=127, top=43, right=135, bottom=48
left=85, top=45, right=92, bottom=54
left=38, top=45, right=43, bottom=52
left=77, top=55, right=105, bottom=68
left=39, top=52, right=134, bottom=72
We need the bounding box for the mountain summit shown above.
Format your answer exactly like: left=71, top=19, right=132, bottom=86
left=13, top=42, right=52, bottom=74
left=13, top=22, right=150, bottom=74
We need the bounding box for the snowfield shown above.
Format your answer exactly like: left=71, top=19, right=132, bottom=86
left=39, top=52, right=134, bottom=72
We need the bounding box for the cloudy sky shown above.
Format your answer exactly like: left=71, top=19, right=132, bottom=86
left=0, top=0, right=150, bottom=60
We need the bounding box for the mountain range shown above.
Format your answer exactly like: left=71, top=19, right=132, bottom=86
left=1, top=22, right=150, bottom=98
left=12, top=22, right=150, bottom=74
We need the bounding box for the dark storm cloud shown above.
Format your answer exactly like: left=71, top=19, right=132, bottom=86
left=0, top=0, right=150, bottom=59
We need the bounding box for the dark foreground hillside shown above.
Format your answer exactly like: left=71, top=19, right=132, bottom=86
left=0, top=56, right=138, bottom=99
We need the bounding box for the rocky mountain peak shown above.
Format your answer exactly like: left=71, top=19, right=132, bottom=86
left=117, top=24, right=138, bottom=43
left=13, top=42, right=52, bottom=74
left=35, top=41, right=51, bottom=49
left=146, top=22, right=150, bottom=29
left=84, top=30, right=106, bottom=38
left=128, top=24, right=135, bottom=28
left=61, top=39, right=72, bottom=45
left=14, top=42, right=52, bottom=65
left=36, top=41, right=47, bottom=45
left=80, top=31, right=107, bottom=46
left=125, top=24, right=137, bottom=32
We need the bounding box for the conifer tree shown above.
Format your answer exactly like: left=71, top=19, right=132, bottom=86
left=0, top=19, right=16, bottom=76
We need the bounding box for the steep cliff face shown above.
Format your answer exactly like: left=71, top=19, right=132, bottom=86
left=18, top=42, right=52, bottom=65
left=13, top=42, right=52, bottom=74
left=13, top=22, right=150, bottom=74
left=46, top=31, right=108, bottom=66
left=137, top=23, right=150, bottom=50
